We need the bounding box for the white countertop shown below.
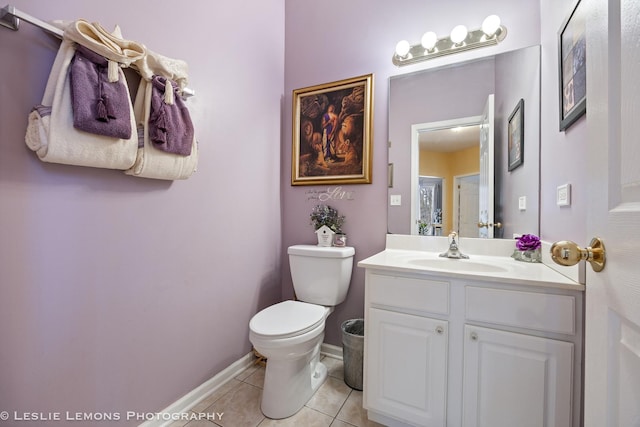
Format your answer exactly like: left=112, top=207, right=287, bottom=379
left=358, top=235, right=585, bottom=291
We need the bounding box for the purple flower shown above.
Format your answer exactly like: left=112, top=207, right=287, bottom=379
left=516, top=234, right=541, bottom=251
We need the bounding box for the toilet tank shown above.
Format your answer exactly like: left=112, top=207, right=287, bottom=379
left=288, top=245, right=355, bottom=306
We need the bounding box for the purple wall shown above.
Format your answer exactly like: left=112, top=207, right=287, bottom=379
left=494, top=46, right=541, bottom=238
left=0, top=0, right=284, bottom=425
left=283, top=0, right=541, bottom=346
left=539, top=0, right=588, bottom=244
left=0, top=0, right=588, bottom=423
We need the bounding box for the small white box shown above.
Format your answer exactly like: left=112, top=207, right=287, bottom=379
left=518, top=196, right=527, bottom=211
left=557, top=184, right=571, bottom=206
left=390, top=195, right=402, bottom=206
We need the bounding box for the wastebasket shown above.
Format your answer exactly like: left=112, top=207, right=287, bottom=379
left=341, top=318, right=364, bottom=390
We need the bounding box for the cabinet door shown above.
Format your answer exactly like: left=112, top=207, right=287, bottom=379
left=462, top=325, right=573, bottom=427
left=367, top=308, right=448, bottom=427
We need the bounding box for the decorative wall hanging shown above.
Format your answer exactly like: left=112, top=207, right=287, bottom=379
left=291, top=74, right=373, bottom=186
left=508, top=98, right=524, bottom=171
left=558, top=0, right=586, bottom=131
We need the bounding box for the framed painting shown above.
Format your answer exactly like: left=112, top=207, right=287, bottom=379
left=291, top=74, right=373, bottom=186
left=508, top=98, right=524, bottom=172
left=558, top=0, right=586, bottom=131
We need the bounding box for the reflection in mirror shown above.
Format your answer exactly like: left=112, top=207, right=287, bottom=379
left=388, top=45, right=540, bottom=239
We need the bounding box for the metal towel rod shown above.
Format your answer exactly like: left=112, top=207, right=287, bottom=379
left=0, top=4, right=195, bottom=98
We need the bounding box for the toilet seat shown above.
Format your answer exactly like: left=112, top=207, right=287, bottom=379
left=249, top=300, right=326, bottom=339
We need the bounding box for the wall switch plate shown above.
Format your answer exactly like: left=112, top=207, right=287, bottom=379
left=390, top=195, right=402, bottom=206
left=518, top=196, right=527, bottom=211
left=557, top=184, right=571, bottom=206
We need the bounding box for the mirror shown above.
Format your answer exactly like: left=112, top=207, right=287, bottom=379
left=388, top=45, right=540, bottom=239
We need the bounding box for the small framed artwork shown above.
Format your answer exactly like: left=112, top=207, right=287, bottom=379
left=508, top=98, right=524, bottom=172
left=291, top=74, right=373, bottom=186
left=558, top=0, right=586, bottom=131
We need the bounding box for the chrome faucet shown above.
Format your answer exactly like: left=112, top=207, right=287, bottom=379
left=439, top=231, right=469, bottom=259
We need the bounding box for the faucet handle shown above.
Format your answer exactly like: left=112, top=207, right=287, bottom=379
left=448, top=231, right=458, bottom=242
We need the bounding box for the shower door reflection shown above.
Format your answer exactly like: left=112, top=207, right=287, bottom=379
left=418, top=176, right=443, bottom=236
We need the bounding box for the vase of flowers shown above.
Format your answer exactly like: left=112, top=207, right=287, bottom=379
left=310, top=204, right=345, bottom=247
left=512, top=234, right=542, bottom=263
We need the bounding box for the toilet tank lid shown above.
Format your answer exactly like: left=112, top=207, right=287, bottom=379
left=288, top=245, right=355, bottom=258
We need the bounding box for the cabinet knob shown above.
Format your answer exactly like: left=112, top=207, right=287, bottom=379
left=436, top=326, right=444, bottom=335
left=470, top=332, right=478, bottom=341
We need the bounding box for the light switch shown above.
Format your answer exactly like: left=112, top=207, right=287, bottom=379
left=557, top=184, right=571, bottom=206
left=390, top=195, right=402, bottom=206
left=518, top=196, right=527, bottom=211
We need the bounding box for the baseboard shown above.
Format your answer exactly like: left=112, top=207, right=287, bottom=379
left=321, top=343, right=343, bottom=360
left=138, top=352, right=255, bottom=427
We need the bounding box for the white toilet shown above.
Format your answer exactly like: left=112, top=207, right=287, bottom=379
left=249, top=244, right=355, bottom=419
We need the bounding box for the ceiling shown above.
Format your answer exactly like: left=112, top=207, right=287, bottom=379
left=418, top=124, right=481, bottom=152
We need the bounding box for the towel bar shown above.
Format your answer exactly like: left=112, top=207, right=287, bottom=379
left=1, top=4, right=195, bottom=99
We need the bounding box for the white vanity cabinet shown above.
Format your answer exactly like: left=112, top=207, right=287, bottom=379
left=362, top=269, right=584, bottom=427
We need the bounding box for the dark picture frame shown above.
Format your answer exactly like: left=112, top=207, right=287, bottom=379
left=558, top=0, right=586, bottom=131
left=508, top=98, right=524, bottom=172
left=291, top=74, right=373, bottom=186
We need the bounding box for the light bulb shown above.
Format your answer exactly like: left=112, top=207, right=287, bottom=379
left=450, top=25, right=468, bottom=45
left=395, top=40, right=411, bottom=57
left=421, top=32, right=438, bottom=51
left=482, top=15, right=501, bottom=37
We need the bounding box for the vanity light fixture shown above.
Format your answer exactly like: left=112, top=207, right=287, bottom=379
left=393, top=14, right=507, bottom=67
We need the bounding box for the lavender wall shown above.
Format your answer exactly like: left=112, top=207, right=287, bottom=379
left=539, top=0, right=588, bottom=244
left=0, top=1, right=284, bottom=425
left=494, top=46, right=541, bottom=238
left=283, top=0, right=541, bottom=346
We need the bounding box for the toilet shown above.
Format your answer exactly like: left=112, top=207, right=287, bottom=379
left=249, top=244, right=355, bottom=419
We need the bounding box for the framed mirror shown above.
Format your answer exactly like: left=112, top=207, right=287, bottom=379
left=388, top=45, right=540, bottom=239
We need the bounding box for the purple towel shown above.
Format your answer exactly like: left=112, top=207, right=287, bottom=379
left=69, top=44, right=132, bottom=139
left=148, top=76, right=194, bottom=156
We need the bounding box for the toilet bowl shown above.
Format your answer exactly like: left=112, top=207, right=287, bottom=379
left=249, top=245, right=354, bottom=419
left=249, top=300, right=331, bottom=419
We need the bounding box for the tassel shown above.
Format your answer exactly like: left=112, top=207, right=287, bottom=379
left=107, top=60, right=119, bottom=83
left=102, top=95, right=116, bottom=120
left=152, top=107, right=168, bottom=145
left=96, top=98, right=109, bottom=122
left=164, top=79, right=174, bottom=105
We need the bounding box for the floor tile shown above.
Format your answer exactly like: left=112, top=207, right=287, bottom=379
left=322, top=356, right=345, bottom=380
left=258, top=406, right=333, bottom=427
left=185, top=355, right=373, bottom=427
left=305, top=376, right=352, bottom=418
left=202, top=382, right=265, bottom=427
left=336, top=390, right=383, bottom=427
left=192, top=379, right=243, bottom=413
left=243, top=366, right=265, bottom=388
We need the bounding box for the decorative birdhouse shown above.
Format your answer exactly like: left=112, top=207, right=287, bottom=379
left=315, top=225, right=335, bottom=247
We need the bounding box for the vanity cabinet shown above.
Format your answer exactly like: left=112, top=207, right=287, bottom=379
left=362, top=270, right=583, bottom=427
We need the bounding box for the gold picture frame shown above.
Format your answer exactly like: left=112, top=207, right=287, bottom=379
left=291, top=74, right=373, bottom=186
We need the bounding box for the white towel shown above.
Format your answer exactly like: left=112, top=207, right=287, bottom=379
left=25, top=39, right=138, bottom=169
left=125, top=79, right=198, bottom=180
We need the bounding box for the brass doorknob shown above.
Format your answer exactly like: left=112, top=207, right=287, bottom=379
left=477, top=222, right=502, bottom=228
left=550, top=237, right=606, bottom=272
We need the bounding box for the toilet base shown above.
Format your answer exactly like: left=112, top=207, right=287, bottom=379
left=260, top=341, right=327, bottom=419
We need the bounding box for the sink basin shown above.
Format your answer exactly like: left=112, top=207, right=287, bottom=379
left=407, top=257, right=510, bottom=273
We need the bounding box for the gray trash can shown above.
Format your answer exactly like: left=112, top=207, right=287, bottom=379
left=341, top=318, right=364, bottom=390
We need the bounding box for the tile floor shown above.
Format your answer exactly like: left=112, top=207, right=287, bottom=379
left=168, top=356, right=383, bottom=427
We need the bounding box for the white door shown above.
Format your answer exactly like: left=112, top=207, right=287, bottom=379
left=367, top=308, right=448, bottom=426
left=456, top=174, right=480, bottom=237
left=478, top=95, right=495, bottom=238
left=462, top=325, right=573, bottom=427
left=583, top=0, right=640, bottom=425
